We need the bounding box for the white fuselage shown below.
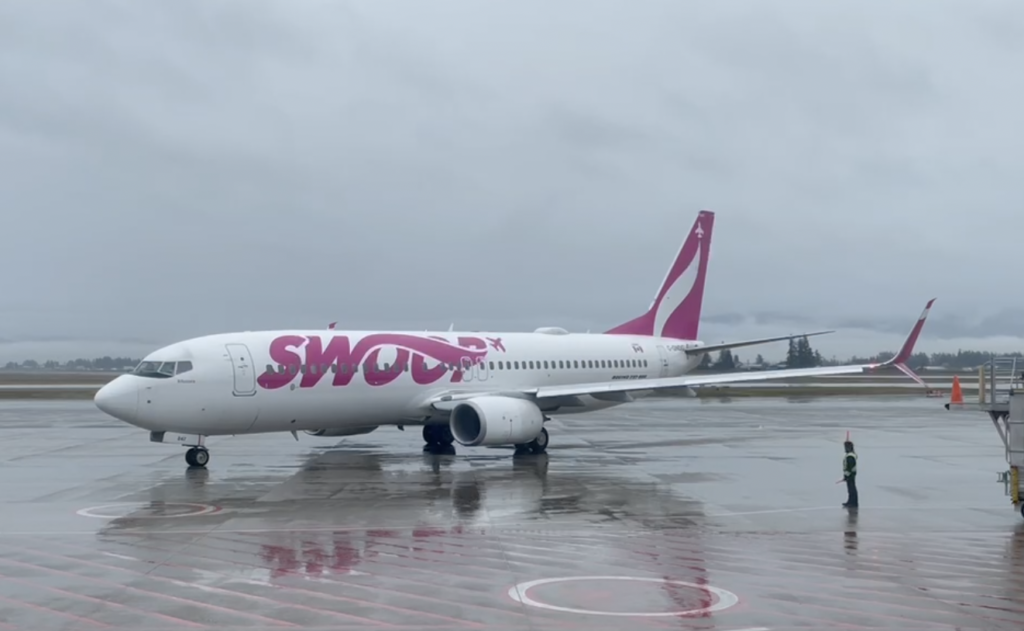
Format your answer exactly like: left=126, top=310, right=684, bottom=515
left=98, top=328, right=707, bottom=436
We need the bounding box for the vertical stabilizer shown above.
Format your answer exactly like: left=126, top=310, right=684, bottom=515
left=605, top=210, right=714, bottom=340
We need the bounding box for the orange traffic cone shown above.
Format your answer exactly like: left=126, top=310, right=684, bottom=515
left=944, top=376, right=964, bottom=410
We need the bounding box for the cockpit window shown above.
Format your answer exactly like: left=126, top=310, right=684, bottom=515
left=133, top=360, right=191, bottom=378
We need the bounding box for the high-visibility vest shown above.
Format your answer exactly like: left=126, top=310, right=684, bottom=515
left=844, top=451, right=857, bottom=475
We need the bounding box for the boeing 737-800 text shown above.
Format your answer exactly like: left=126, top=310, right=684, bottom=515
left=94, top=210, right=935, bottom=468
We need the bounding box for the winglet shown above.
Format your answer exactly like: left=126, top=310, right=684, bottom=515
left=867, top=298, right=936, bottom=382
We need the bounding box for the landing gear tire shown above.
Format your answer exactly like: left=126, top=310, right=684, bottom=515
left=185, top=447, right=209, bottom=468
left=422, top=424, right=455, bottom=453
left=515, top=428, right=549, bottom=456
left=529, top=427, right=549, bottom=454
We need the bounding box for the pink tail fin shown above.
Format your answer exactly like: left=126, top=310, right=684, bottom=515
left=605, top=210, right=714, bottom=339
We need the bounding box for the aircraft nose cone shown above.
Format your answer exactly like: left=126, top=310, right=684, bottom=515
left=94, top=375, right=139, bottom=422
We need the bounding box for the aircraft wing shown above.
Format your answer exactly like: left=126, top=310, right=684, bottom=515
left=427, top=298, right=936, bottom=410
left=688, top=329, right=834, bottom=356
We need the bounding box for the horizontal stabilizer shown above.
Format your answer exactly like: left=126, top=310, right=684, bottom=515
left=688, top=330, right=834, bottom=356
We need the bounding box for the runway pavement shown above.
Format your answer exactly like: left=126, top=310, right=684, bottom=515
left=0, top=396, right=1021, bottom=630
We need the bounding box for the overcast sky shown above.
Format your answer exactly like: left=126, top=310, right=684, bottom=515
left=2, top=0, right=1023, bottom=363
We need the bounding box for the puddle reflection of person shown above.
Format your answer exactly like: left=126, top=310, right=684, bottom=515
left=844, top=509, right=858, bottom=556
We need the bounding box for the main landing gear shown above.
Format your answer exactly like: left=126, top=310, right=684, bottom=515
left=515, top=427, right=549, bottom=456
left=421, top=424, right=549, bottom=456
left=185, top=447, right=210, bottom=468
left=423, top=424, right=456, bottom=454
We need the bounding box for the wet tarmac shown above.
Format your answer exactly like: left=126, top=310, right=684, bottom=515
left=1, top=396, right=1022, bottom=630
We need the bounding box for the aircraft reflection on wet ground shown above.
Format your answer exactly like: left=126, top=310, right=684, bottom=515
left=2, top=397, right=1024, bottom=629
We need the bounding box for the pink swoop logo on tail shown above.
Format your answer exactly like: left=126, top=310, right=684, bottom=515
left=257, top=334, right=493, bottom=390
left=605, top=210, right=713, bottom=340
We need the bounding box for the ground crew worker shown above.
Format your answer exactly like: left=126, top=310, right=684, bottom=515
left=842, top=440, right=858, bottom=508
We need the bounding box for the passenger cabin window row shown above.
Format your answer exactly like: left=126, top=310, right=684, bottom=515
left=263, top=358, right=650, bottom=375
left=133, top=360, right=194, bottom=378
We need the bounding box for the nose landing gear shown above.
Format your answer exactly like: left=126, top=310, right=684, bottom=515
left=185, top=447, right=210, bottom=468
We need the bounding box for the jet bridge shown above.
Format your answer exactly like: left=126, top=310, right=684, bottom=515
left=979, top=357, right=1024, bottom=518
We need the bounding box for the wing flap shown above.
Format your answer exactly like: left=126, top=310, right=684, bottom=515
left=533, top=364, right=869, bottom=398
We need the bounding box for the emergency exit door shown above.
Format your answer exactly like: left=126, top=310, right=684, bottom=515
left=655, top=345, right=671, bottom=378
left=225, top=343, right=257, bottom=396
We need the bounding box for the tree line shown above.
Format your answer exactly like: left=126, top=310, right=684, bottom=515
left=3, top=357, right=142, bottom=371
left=2, top=345, right=1023, bottom=373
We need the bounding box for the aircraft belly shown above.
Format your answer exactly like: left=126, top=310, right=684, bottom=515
left=247, top=381, right=417, bottom=433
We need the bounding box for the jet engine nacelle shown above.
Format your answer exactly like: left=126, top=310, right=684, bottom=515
left=304, top=426, right=378, bottom=437
left=449, top=396, right=544, bottom=447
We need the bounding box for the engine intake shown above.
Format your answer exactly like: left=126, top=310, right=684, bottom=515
left=449, top=396, right=544, bottom=447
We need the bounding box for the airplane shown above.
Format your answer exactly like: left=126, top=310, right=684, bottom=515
left=93, top=210, right=935, bottom=469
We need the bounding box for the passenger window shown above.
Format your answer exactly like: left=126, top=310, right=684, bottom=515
left=489, top=361, right=495, bottom=370
left=514, top=361, right=520, bottom=369
left=543, top=361, right=548, bottom=369
left=176, top=361, right=194, bottom=375
left=573, top=360, right=579, bottom=369
left=331, top=364, right=337, bottom=373
left=310, top=364, right=318, bottom=375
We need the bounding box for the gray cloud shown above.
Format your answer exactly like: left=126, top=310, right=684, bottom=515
left=2, top=0, right=1024, bottom=363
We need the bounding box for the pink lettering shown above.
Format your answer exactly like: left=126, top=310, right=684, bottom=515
left=258, top=335, right=306, bottom=389
left=412, top=335, right=449, bottom=385
left=412, top=354, right=447, bottom=384
left=450, top=336, right=487, bottom=383
left=257, top=333, right=490, bottom=390
left=364, top=348, right=410, bottom=386
left=301, top=336, right=358, bottom=388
